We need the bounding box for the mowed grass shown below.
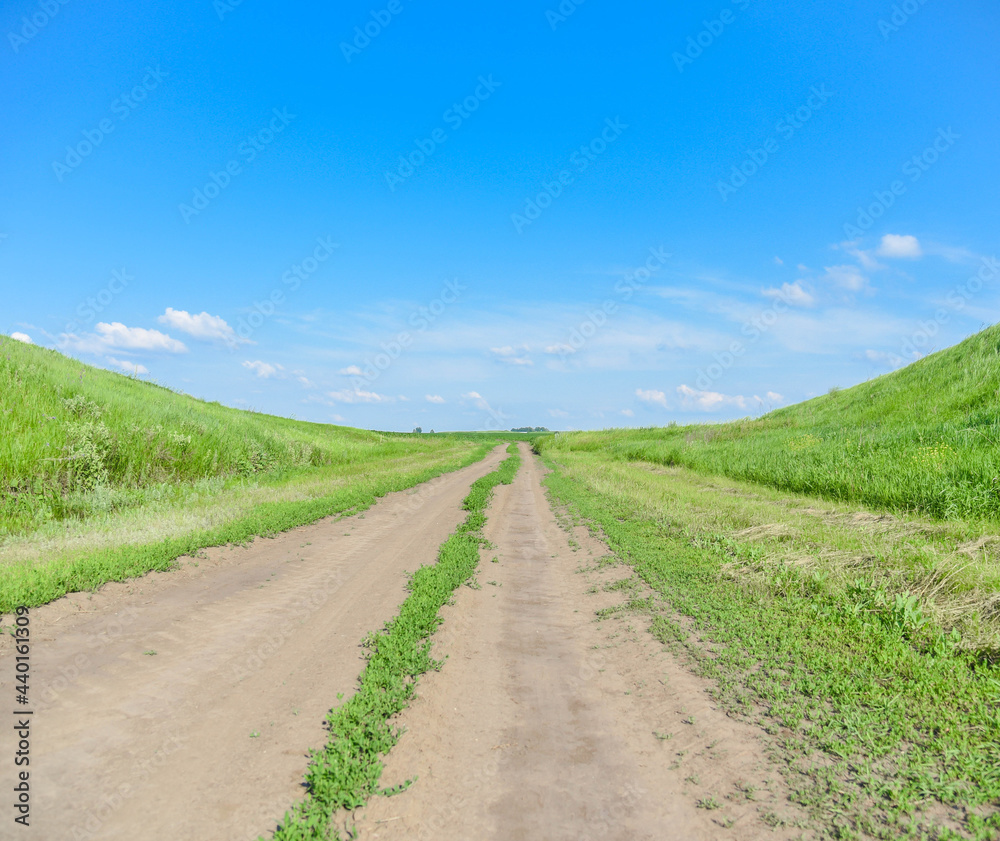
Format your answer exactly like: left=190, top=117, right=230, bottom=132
left=537, top=326, right=1000, bottom=839
left=266, top=445, right=521, bottom=840
left=540, top=451, right=1000, bottom=840
left=0, top=337, right=495, bottom=611
left=544, top=324, right=1000, bottom=523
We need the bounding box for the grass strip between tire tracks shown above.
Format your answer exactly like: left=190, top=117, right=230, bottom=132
left=265, top=445, right=520, bottom=840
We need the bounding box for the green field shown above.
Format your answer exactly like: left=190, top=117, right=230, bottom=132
left=536, top=327, right=1000, bottom=839
left=547, top=324, right=1000, bottom=524
left=0, top=337, right=498, bottom=610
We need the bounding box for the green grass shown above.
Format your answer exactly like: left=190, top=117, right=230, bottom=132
left=0, top=446, right=495, bottom=613
left=0, top=337, right=524, bottom=611
left=264, top=445, right=521, bottom=840
left=0, top=336, right=452, bottom=535
left=539, top=448, right=1000, bottom=840
left=538, top=324, right=1000, bottom=523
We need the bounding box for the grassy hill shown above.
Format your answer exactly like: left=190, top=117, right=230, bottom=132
left=0, top=336, right=500, bottom=608
left=540, top=325, right=1000, bottom=522
left=0, top=336, right=446, bottom=536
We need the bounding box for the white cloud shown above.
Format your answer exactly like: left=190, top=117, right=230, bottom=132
left=676, top=384, right=747, bottom=412
left=752, top=391, right=784, bottom=405
left=10, top=332, right=31, bottom=343
left=296, top=376, right=313, bottom=388
left=762, top=281, right=815, bottom=307
left=548, top=409, right=569, bottom=418
left=822, top=265, right=870, bottom=293
left=490, top=346, right=533, bottom=366
left=242, top=360, right=285, bottom=379
left=862, top=348, right=917, bottom=368
left=773, top=256, right=784, bottom=266
left=106, top=357, right=149, bottom=375
left=837, top=241, right=883, bottom=271
left=462, top=391, right=489, bottom=410
left=878, top=234, right=922, bottom=259
left=327, top=388, right=392, bottom=404
left=331, top=414, right=346, bottom=422
left=636, top=388, right=669, bottom=409
left=544, top=343, right=576, bottom=355
left=621, top=408, right=635, bottom=417
left=158, top=308, right=250, bottom=345
left=425, top=395, right=446, bottom=404
left=93, top=321, right=187, bottom=353
left=338, top=365, right=364, bottom=376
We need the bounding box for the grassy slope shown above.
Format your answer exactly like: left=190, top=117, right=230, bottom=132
left=544, top=324, right=1000, bottom=522
left=536, top=326, right=1000, bottom=839
left=0, top=338, right=497, bottom=610
left=0, top=336, right=425, bottom=534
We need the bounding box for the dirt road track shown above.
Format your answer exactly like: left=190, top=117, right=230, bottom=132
left=0, top=446, right=507, bottom=841
left=354, top=445, right=801, bottom=840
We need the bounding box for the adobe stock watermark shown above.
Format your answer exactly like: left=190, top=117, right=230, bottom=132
left=53, top=67, right=168, bottom=182
left=694, top=284, right=800, bottom=390
left=385, top=75, right=502, bottom=191
left=178, top=107, right=296, bottom=223
left=226, top=236, right=339, bottom=348
left=551, top=246, right=671, bottom=362
left=69, top=731, right=187, bottom=840
left=546, top=0, right=587, bottom=30
left=717, top=85, right=832, bottom=201
left=348, top=278, right=465, bottom=387
left=341, top=0, right=406, bottom=62
left=7, top=0, right=70, bottom=53
left=214, top=0, right=248, bottom=21
left=56, top=268, right=133, bottom=348
left=672, top=0, right=752, bottom=73
left=842, top=127, right=958, bottom=239
left=891, top=255, right=1000, bottom=362
left=511, top=117, right=628, bottom=234
left=879, top=0, right=932, bottom=40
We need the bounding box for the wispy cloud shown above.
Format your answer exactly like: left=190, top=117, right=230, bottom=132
left=676, top=384, right=747, bottom=412
left=822, top=264, right=870, bottom=293
left=636, top=388, right=669, bottom=409
left=158, top=308, right=251, bottom=345
left=242, top=360, right=285, bottom=378
left=327, top=388, right=393, bottom=404
left=490, top=346, right=533, bottom=366
left=762, top=281, right=815, bottom=307
left=60, top=322, right=188, bottom=354
left=107, top=356, right=149, bottom=375
left=878, top=234, right=922, bottom=259
left=425, top=394, right=446, bottom=404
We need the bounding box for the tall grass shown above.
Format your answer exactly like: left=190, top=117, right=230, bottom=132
left=0, top=337, right=441, bottom=535
left=539, top=325, right=1000, bottom=523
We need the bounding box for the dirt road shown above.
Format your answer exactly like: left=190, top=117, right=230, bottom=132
left=1, top=443, right=805, bottom=841
left=0, top=447, right=507, bottom=841
left=353, top=445, right=801, bottom=840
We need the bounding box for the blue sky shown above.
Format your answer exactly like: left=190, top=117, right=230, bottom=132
left=2, top=0, right=998, bottom=432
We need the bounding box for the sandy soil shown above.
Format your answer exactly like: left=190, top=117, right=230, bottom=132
left=0, top=446, right=507, bottom=841
left=352, top=445, right=805, bottom=841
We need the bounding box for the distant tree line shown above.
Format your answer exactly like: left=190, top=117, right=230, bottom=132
left=511, top=426, right=549, bottom=432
